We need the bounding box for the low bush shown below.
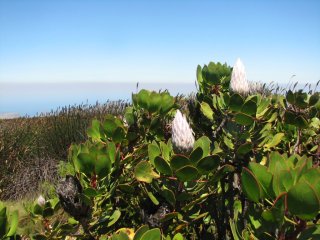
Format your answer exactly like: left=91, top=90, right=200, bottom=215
left=1, top=59, right=319, bottom=239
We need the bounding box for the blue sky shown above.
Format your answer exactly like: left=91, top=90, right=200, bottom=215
left=0, top=0, right=319, bottom=84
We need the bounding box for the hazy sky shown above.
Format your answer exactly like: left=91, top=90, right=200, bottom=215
left=0, top=0, right=319, bottom=84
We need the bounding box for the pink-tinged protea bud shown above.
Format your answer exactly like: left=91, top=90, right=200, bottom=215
left=171, top=110, right=195, bottom=154
left=230, top=58, right=250, bottom=95
left=37, top=195, right=45, bottom=207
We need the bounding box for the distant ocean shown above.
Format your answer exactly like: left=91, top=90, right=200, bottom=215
left=0, top=82, right=196, bottom=117
left=1, top=81, right=318, bottom=118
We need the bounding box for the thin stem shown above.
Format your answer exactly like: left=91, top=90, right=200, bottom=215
left=293, top=128, right=301, bottom=154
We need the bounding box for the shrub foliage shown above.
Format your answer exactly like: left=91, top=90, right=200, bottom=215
left=1, top=60, right=319, bottom=239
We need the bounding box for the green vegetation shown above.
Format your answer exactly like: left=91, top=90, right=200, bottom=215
left=0, top=101, right=128, bottom=200
left=0, top=60, right=319, bottom=239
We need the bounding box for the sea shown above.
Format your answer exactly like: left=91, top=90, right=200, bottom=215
left=0, top=82, right=197, bottom=118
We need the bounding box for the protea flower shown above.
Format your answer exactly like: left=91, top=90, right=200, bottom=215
left=171, top=110, right=195, bottom=154
left=37, top=195, right=45, bottom=207
left=230, top=58, right=250, bottom=95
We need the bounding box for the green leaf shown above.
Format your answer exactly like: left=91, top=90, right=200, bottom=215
left=294, top=115, right=308, bottom=128
left=140, top=228, right=161, bottom=240
left=111, top=231, right=130, bottom=240
left=124, top=106, right=135, bottom=125
left=87, top=119, right=101, bottom=140
left=272, top=166, right=293, bottom=196
left=0, top=207, right=6, bottom=237
left=236, top=142, right=253, bottom=156
left=223, top=136, right=234, bottom=150
left=68, top=217, right=79, bottom=225
left=176, top=165, right=198, bottom=182
left=284, top=111, right=296, bottom=125
left=234, top=113, right=254, bottom=126
left=256, top=98, right=270, bottom=117
left=309, top=93, right=319, bottom=106
left=262, top=193, right=286, bottom=223
left=107, top=210, right=121, bottom=227
left=149, top=92, right=162, bottom=113
left=32, top=203, right=43, bottom=216
left=299, top=225, right=320, bottom=240
left=103, top=116, right=118, bottom=137
left=173, top=233, right=184, bottom=240
left=241, top=100, right=257, bottom=116
left=230, top=94, right=244, bottom=112
left=6, top=210, right=18, bottom=237
left=137, top=89, right=150, bottom=109
left=160, top=92, right=175, bottom=114
left=295, top=91, right=308, bottom=109
left=154, top=156, right=172, bottom=176
left=264, top=133, right=284, bottom=149
left=83, top=187, right=98, bottom=197
left=147, top=191, right=160, bottom=206
left=196, top=155, right=220, bottom=173
left=193, top=136, right=211, bottom=157
left=286, top=90, right=295, bottom=104
left=301, top=168, right=320, bottom=197
left=113, top=127, right=126, bottom=143
left=133, top=225, right=149, bottom=240
left=148, top=143, right=161, bottom=165
left=287, top=180, right=320, bottom=220
left=196, top=65, right=203, bottom=84
left=241, top=167, right=262, bottom=202
left=160, top=141, right=171, bottom=161
left=76, top=153, right=95, bottom=176
left=161, top=188, right=176, bottom=207
left=134, top=161, right=159, bottom=183
left=248, top=163, right=272, bottom=198
left=107, top=141, right=117, bottom=164
left=170, top=155, right=190, bottom=170
left=95, top=154, right=112, bottom=178
left=200, top=102, right=214, bottom=121
left=189, top=147, right=203, bottom=163
left=279, top=170, right=294, bottom=192
left=268, top=152, right=288, bottom=173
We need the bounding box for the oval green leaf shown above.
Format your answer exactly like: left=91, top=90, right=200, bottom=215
left=170, top=155, right=190, bottom=170
left=234, top=113, right=254, bottom=126
left=176, top=165, right=199, bottom=182
left=140, top=228, right=161, bottom=240
left=200, top=102, right=214, bottom=121
left=241, top=100, right=257, bottom=116
left=133, top=225, right=149, bottom=240
left=287, top=181, right=320, bottom=220
left=134, top=161, right=159, bottom=183
left=196, top=155, right=220, bottom=173
left=154, top=156, right=172, bottom=176
left=241, top=167, right=261, bottom=203
left=107, top=209, right=121, bottom=227
left=230, top=94, right=244, bottom=112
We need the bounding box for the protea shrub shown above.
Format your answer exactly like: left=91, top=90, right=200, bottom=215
left=171, top=110, right=195, bottom=155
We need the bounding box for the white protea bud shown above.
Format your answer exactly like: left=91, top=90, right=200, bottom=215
left=230, top=58, right=250, bottom=95
left=171, top=110, right=195, bottom=154
left=37, top=195, right=46, bottom=207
